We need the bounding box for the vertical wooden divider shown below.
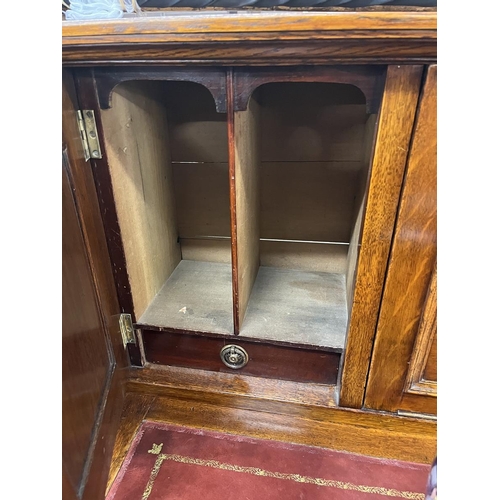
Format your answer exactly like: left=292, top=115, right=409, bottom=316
left=227, top=70, right=239, bottom=334
left=228, top=70, right=261, bottom=335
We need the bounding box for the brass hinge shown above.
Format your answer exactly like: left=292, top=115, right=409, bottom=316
left=76, top=110, right=102, bottom=161
left=119, top=313, right=137, bottom=349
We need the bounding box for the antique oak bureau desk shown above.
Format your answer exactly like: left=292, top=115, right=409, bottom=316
left=62, top=6, right=437, bottom=499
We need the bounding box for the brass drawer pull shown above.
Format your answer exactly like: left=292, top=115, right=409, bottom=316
left=220, top=345, right=249, bottom=369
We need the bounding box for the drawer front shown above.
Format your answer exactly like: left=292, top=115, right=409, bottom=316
left=142, top=330, right=340, bottom=385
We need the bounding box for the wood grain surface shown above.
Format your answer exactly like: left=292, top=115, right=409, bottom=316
left=63, top=69, right=128, bottom=500
left=338, top=64, right=424, bottom=409
left=63, top=11, right=437, bottom=38
left=62, top=11, right=436, bottom=65
left=364, top=65, right=437, bottom=414
left=130, top=364, right=337, bottom=407
left=405, top=263, right=437, bottom=395
left=121, top=367, right=437, bottom=465
left=73, top=69, right=143, bottom=365
left=106, top=393, right=155, bottom=494
left=63, top=156, right=111, bottom=496
left=141, top=330, right=340, bottom=384
left=63, top=69, right=129, bottom=371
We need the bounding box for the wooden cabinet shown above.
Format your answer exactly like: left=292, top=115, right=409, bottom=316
left=62, top=13, right=437, bottom=489
left=68, top=63, right=429, bottom=393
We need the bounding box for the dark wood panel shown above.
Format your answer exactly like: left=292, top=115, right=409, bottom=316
left=142, top=330, right=340, bottom=384
left=62, top=155, right=111, bottom=495
left=93, top=66, right=227, bottom=112
left=338, top=64, right=424, bottom=409
left=233, top=66, right=386, bottom=113
left=146, top=395, right=436, bottom=464
left=81, top=371, right=127, bottom=500
left=63, top=69, right=128, bottom=500
left=62, top=68, right=129, bottom=371
left=130, top=364, right=336, bottom=408
left=63, top=466, right=79, bottom=500
left=364, top=65, right=437, bottom=414
left=73, top=68, right=143, bottom=366
left=62, top=40, right=437, bottom=67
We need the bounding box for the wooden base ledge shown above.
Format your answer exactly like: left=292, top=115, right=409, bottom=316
left=116, top=365, right=436, bottom=474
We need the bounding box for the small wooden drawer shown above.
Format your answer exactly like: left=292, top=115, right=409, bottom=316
left=141, top=329, right=340, bottom=385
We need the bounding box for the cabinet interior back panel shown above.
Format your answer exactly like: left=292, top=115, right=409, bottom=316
left=179, top=239, right=232, bottom=264
left=138, top=260, right=233, bottom=334
left=240, top=267, right=347, bottom=349
left=173, top=163, right=231, bottom=239
left=260, top=162, right=363, bottom=242
left=259, top=241, right=348, bottom=274
left=258, top=84, right=367, bottom=162
left=165, top=81, right=228, bottom=164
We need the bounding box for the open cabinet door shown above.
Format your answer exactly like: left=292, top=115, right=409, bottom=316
left=63, top=69, right=129, bottom=500
left=363, top=65, right=437, bottom=416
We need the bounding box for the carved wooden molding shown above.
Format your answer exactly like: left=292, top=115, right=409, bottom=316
left=404, top=261, right=437, bottom=397
left=93, top=67, right=227, bottom=112
left=62, top=11, right=437, bottom=65
left=232, top=66, right=386, bottom=114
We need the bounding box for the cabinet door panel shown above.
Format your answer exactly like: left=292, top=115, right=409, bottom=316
left=364, top=65, right=437, bottom=415
left=338, top=64, right=424, bottom=408
left=63, top=154, right=111, bottom=492
left=63, top=69, right=128, bottom=500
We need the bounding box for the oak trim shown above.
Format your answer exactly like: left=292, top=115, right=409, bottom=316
left=338, top=64, right=424, bottom=409
left=62, top=11, right=436, bottom=65
left=364, top=65, right=437, bottom=414
left=62, top=11, right=437, bottom=38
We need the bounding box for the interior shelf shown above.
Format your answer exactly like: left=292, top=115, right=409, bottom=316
left=138, top=260, right=233, bottom=334
left=241, top=266, right=347, bottom=349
